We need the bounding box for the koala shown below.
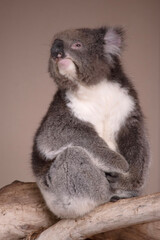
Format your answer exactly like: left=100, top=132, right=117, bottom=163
left=32, top=27, right=150, bottom=219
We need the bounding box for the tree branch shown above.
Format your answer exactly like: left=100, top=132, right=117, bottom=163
left=0, top=181, right=160, bottom=240
left=36, top=192, right=160, bottom=240
left=91, top=221, right=160, bottom=240
left=0, top=181, right=57, bottom=240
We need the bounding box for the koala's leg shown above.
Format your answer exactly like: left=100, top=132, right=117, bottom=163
left=37, top=146, right=111, bottom=219
left=107, top=115, right=150, bottom=200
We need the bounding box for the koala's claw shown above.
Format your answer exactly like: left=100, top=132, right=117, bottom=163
left=105, top=172, right=119, bottom=183
left=110, top=196, right=121, bottom=202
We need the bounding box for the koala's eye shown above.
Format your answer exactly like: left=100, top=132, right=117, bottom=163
left=71, top=42, right=82, bottom=49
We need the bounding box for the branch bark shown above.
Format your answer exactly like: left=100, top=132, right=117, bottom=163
left=91, top=221, right=160, bottom=240
left=0, top=181, right=160, bottom=240
left=0, top=181, right=57, bottom=240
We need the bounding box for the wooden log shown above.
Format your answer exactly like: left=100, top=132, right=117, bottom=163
left=0, top=181, right=160, bottom=240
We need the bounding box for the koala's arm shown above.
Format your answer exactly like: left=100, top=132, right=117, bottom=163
left=35, top=91, right=128, bottom=175
left=70, top=123, right=129, bottom=174
left=110, top=112, right=150, bottom=195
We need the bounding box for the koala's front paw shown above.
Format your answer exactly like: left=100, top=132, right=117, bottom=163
left=111, top=152, right=129, bottom=173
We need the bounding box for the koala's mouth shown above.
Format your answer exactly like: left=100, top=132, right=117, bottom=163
left=55, top=57, right=78, bottom=81
left=57, top=58, right=73, bottom=68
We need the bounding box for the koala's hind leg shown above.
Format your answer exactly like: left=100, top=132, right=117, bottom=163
left=38, top=146, right=111, bottom=219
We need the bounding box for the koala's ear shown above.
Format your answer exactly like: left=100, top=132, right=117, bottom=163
left=104, top=27, right=125, bottom=57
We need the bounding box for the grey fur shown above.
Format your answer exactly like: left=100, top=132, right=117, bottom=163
left=32, top=27, right=150, bottom=219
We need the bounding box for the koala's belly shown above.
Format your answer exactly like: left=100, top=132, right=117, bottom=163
left=66, top=80, right=135, bottom=151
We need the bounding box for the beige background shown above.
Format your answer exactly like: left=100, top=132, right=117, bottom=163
left=0, top=0, right=160, bottom=194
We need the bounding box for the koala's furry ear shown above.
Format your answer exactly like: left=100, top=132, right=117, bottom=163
left=103, top=27, right=125, bottom=58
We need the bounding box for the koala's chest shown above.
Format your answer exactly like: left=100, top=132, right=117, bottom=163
left=66, top=81, right=134, bottom=151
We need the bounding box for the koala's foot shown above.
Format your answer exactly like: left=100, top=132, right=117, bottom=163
left=105, top=172, right=140, bottom=201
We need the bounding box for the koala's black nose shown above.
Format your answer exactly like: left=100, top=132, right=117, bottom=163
left=51, top=39, right=65, bottom=59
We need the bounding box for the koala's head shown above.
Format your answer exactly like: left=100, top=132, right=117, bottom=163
left=49, top=27, right=124, bottom=90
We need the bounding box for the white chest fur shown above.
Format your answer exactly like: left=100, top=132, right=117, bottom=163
left=66, top=80, right=134, bottom=151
